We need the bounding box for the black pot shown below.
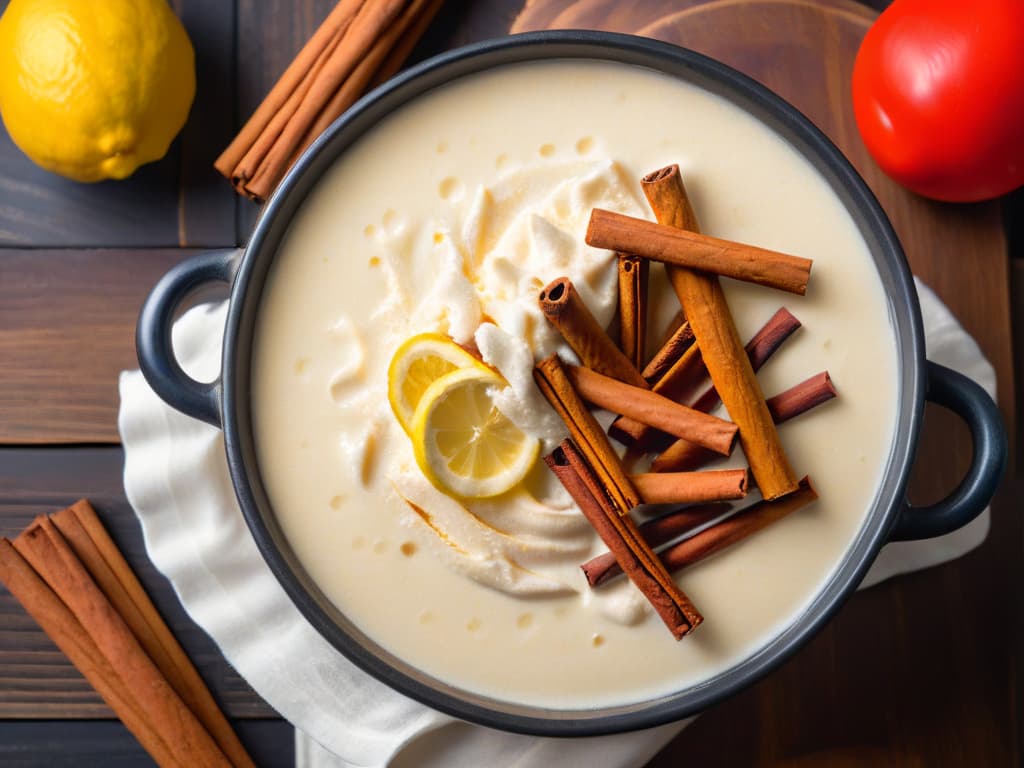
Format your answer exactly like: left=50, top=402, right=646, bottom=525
left=136, top=32, right=1006, bottom=736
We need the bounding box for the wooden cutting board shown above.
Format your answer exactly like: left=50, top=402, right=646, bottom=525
left=512, top=0, right=1014, bottom=439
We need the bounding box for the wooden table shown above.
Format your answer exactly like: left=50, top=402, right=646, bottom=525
left=1, top=1, right=1020, bottom=765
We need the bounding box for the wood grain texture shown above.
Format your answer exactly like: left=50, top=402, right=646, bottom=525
left=0, top=249, right=223, bottom=444
left=0, top=1, right=1018, bottom=765
left=0, top=0, right=236, bottom=248
left=0, top=720, right=294, bottom=767
left=0, top=447, right=276, bottom=719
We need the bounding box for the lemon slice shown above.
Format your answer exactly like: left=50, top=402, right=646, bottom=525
left=410, top=367, right=539, bottom=499
left=387, top=333, right=484, bottom=434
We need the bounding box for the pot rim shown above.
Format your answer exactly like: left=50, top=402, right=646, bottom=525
left=221, top=31, right=924, bottom=736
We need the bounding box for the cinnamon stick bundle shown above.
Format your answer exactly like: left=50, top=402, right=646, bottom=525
left=652, top=371, right=837, bottom=473
left=617, top=255, right=648, bottom=369
left=641, top=165, right=800, bottom=500
left=545, top=440, right=702, bottom=639
left=581, top=503, right=730, bottom=586
left=766, top=371, right=838, bottom=423
left=586, top=208, right=813, bottom=295
left=631, top=469, right=749, bottom=505
left=582, top=477, right=817, bottom=586
left=533, top=355, right=641, bottom=515
left=539, top=277, right=648, bottom=389
left=0, top=502, right=253, bottom=768
left=215, top=0, right=444, bottom=202
left=566, top=365, right=737, bottom=455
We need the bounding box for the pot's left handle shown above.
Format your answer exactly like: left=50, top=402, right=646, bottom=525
left=136, top=249, right=239, bottom=427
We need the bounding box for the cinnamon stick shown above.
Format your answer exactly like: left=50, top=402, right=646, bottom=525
left=545, top=440, right=702, bottom=638
left=582, top=503, right=731, bottom=586
left=608, top=342, right=706, bottom=447
left=642, top=165, right=800, bottom=500
left=218, top=0, right=442, bottom=202
left=617, top=254, right=648, bottom=369
left=239, top=0, right=408, bottom=201
left=533, top=355, right=641, bottom=515
left=289, top=0, right=444, bottom=168
left=369, top=0, right=445, bottom=88
left=584, top=477, right=817, bottom=586
left=566, top=365, right=737, bottom=455
left=586, top=208, right=813, bottom=295
left=538, top=277, right=648, bottom=389
left=51, top=502, right=255, bottom=768
left=12, top=518, right=231, bottom=766
left=660, top=477, right=817, bottom=572
left=642, top=320, right=695, bottom=383
left=652, top=371, right=837, bottom=472
left=611, top=307, right=799, bottom=447
left=767, top=371, right=838, bottom=423
left=631, top=469, right=749, bottom=505
left=689, top=307, right=801, bottom=413
left=214, top=0, right=365, bottom=179
left=0, top=539, right=190, bottom=768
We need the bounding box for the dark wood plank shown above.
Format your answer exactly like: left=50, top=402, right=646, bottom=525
left=0, top=447, right=276, bottom=719
left=0, top=719, right=294, bottom=767
left=0, top=249, right=230, bottom=445
left=0, top=0, right=236, bottom=248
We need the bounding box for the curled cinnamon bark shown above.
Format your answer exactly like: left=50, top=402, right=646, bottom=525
left=539, top=277, right=648, bottom=389
left=652, top=371, right=837, bottom=473
left=567, top=365, right=737, bottom=455
left=631, top=469, right=749, bottom=505
left=586, top=208, right=813, bottom=295
left=533, top=355, right=641, bottom=515
left=617, top=254, right=648, bottom=369
left=660, top=477, right=817, bottom=572
left=584, top=477, right=818, bottom=587
left=642, top=320, right=696, bottom=384
left=545, top=440, right=702, bottom=638
left=581, top=503, right=730, bottom=586
left=689, top=307, right=802, bottom=413
left=766, top=371, right=838, bottom=423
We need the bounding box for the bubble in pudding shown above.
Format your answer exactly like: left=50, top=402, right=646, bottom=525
left=438, top=176, right=463, bottom=200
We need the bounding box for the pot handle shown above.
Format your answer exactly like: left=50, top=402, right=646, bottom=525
left=136, top=249, right=238, bottom=428
left=889, top=361, right=1006, bottom=541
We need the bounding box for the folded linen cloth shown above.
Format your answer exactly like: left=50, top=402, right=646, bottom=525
left=119, top=278, right=993, bottom=768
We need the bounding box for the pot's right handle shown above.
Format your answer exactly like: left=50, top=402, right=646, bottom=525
left=890, top=361, right=1007, bottom=541
left=136, top=249, right=238, bottom=428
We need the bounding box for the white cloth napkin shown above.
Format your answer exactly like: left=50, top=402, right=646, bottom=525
left=119, top=279, right=993, bottom=768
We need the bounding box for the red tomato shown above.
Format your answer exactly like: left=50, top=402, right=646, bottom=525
left=852, top=0, right=1024, bottom=202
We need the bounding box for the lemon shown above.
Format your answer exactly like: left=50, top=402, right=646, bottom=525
left=387, top=333, right=485, bottom=434
left=0, top=0, right=195, bottom=182
left=410, top=367, right=539, bottom=499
